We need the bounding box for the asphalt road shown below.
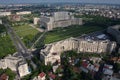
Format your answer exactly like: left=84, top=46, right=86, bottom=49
left=4, top=23, right=30, bottom=58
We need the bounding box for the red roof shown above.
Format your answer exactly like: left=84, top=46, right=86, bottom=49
left=48, top=72, right=56, bottom=79
left=39, top=72, right=46, bottom=78
left=0, top=74, right=8, bottom=80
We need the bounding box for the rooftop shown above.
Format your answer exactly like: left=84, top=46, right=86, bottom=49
left=39, top=72, right=46, bottom=78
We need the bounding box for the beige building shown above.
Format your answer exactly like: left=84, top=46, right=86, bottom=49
left=16, top=11, right=31, bottom=15
left=0, top=12, right=11, bottom=16
left=40, top=37, right=116, bottom=65
left=40, top=11, right=82, bottom=31
left=18, top=62, right=30, bottom=77
left=0, top=54, right=30, bottom=77
left=78, top=39, right=116, bottom=53
left=34, top=17, right=40, bottom=25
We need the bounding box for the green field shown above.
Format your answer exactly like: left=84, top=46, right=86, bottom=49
left=13, top=24, right=40, bottom=48
left=44, top=25, right=104, bottom=44
left=0, top=35, right=16, bottom=58
left=0, top=24, right=16, bottom=58
left=13, top=24, right=39, bottom=37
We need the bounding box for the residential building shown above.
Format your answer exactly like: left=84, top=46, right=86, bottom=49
left=0, top=74, right=9, bottom=80
left=18, top=62, right=31, bottom=77
left=32, top=72, right=46, bottom=80
left=0, top=55, right=23, bottom=71
left=38, top=72, right=46, bottom=80
left=40, top=11, right=82, bottom=31
left=0, top=54, right=30, bottom=77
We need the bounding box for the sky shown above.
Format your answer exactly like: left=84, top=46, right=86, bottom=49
left=0, top=0, right=120, bottom=4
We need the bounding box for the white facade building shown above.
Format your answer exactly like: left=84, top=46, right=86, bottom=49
left=0, top=12, right=11, bottom=16
left=16, top=11, right=31, bottom=15
left=18, top=62, right=30, bottom=77
left=40, top=37, right=116, bottom=65
left=78, top=39, right=116, bottom=53
left=0, top=55, right=22, bottom=71
left=40, top=11, right=82, bottom=31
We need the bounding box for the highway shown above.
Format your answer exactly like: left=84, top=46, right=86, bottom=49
left=4, top=23, right=30, bottom=58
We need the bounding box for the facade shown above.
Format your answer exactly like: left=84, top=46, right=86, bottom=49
left=9, top=15, right=21, bottom=21
left=34, top=17, right=40, bottom=25
left=40, top=11, right=82, bottom=31
left=78, top=39, right=116, bottom=53
left=40, top=37, right=116, bottom=65
left=18, top=62, right=31, bottom=77
left=0, top=54, right=30, bottom=77
left=16, top=11, right=31, bottom=15
left=107, top=25, right=120, bottom=44
left=0, top=12, right=11, bottom=16
left=0, top=55, right=23, bottom=71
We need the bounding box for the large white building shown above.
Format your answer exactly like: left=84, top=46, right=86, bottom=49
left=78, top=39, right=116, bottom=53
left=16, top=11, right=31, bottom=15
left=40, top=37, right=116, bottom=65
left=40, top=11, right=82, bottom=31
left=0, top=12, right=11, bottom=16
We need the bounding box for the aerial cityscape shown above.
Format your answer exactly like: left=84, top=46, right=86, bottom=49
left=0, top=0, right=120, bottom=80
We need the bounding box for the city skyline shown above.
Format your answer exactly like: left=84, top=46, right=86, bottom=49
left=0, top=0, right=120, bottom=4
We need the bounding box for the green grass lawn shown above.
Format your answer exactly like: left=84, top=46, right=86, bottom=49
left=13, top=24, right=40, bottom=48
left=0, top=35, right=16, bottom=58
left=44, top=25, right=104, bottom=44
left=13, top=24, right=39, bottom=37
left=0, top=24, right=16, bottom=58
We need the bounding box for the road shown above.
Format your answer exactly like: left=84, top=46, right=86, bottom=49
left=30, top=24, right=44, bottom=32
left=30, top=30, right=47, bottom=49
left=4, top=23, right=31, bottom=58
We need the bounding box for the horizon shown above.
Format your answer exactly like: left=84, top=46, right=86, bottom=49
left=0, top=0, right=120, bottom=5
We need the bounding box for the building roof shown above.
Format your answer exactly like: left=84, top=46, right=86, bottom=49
left=39, top=72, right=46, bottom=78
left=49, top=72, right=56, bottom=79
left=0, top=74, right=8, bottom=80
